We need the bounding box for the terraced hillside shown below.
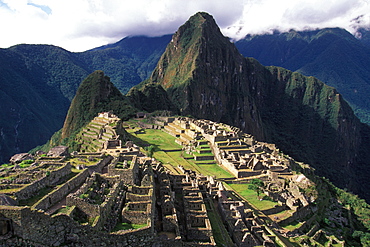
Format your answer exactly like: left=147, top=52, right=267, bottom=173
left=76, top=113, right=122, bottom=152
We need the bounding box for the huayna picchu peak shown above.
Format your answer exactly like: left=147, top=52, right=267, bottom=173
left=1, top=12, right=370, bottom=247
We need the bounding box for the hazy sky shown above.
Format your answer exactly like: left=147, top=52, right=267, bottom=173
left=1, top=0, right=370, bottom=52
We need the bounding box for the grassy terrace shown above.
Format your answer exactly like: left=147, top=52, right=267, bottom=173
left=126, top=128, right=234, bottom=179
left=226, top=183, right=279, bottom=211
left=112, top=222, right=148, bottom=232
left=66, top=157, right=100, bottom=167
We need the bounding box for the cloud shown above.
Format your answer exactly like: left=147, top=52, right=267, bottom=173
left=1, top=0, right=370, bottom=52
left=224, top=0, right=370, bottom=40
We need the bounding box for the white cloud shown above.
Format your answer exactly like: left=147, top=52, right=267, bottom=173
left=1, top=0, right=370, bottom=52
left=224, top=0, right=370, bottom=39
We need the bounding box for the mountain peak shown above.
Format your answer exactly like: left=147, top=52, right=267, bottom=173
left=148, top=11, right=263, bottom=137
left=61, top=70, right=136, bottom=139
left=150, top=12, right=231, bottom=88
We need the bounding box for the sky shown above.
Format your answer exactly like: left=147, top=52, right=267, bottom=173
left=1, top=0, right=370, bottom=52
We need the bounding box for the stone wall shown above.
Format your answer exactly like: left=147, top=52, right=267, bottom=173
left=67, top=194, right=101, bottom=218
left=88, top=155, right=113, bottom=173
left=0, top=206, right=157, bottom=246
left=108, top=155, right=139, bottom=185
left=14, top=163, right=72, bottom=201
left=122, top=201, right=152, bottom=224
left=126, top=192, right=152, bottom=202
left=186, top=216, right=213, bottom=242
left=66, top=173, right=123, bottom=228
left=32, top=169, right=90, bottom=211
left=278, top=205, right=313, bottom=226
left=261, top=205, right=287, bottom=216
left=0, top=206, right=24, bottom=237
left=91, top=180, right=124, bottom=230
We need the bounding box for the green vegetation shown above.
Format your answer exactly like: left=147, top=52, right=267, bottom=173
left=195, top=163, right=233, bottom=178
left=235, top=28, right=370, bottom=125
left=127, top=128, right=181, bottom=150
left=112, top=222, right=147, bottom=231
left=1, top=163, right=14, bottom=169
left=67, top=157, right=99, bottom=167
left=204, top=199, right=234, bottom=246
left=248, top=178, right=265, bottom=199
left=61, top=70, right=137, bottom=140
left=126, top=127, right=233, bottom=179
left=280, top=220, right=304, bottom=231
left=18, top=159, right=34, bottom=168
left=54, top=206, right=71, bottom=215
left=227, top=183, right=279, bottom=211
left=144, top=145, right=156, bottom=158
left=323, top=179, right=370, bottom=246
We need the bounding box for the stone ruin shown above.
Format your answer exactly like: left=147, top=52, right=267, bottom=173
left=0, top=114, right=340, bottom=246
left=216, top=183, right=276, bottom=246
left=164, top=117, right=291, bottom=179
left=77, top=112, right=127, bottom=153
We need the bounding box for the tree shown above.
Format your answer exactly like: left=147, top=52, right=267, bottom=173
left=146, top=145, right=155, bottom=158
left=248, top=178, right=264, bottom=199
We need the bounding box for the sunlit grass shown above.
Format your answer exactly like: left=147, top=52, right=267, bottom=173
left=127, top=129, right=234, bottom=179
left=227, top=183, right=279, bottom=210
left=127, top=128, right=181, bottom=150
left=112, top=222, right=147, bottom=232
left=281, top=220, right=304, bottom=231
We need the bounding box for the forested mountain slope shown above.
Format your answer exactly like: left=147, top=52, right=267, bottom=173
left=235, top=28, right=370, bottom=124
left=0, top=36, right=170, bottom=163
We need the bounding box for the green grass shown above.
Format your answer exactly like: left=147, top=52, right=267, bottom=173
left=193, top=152, right=214, bottom=157
left=281, top=220, right=304, bottom=231
left=112, top=222, right=147, bottom=231
left=196, top=163, right=234, bottom=179
left=54, top=206, right=72, bottom=215
left=127, top=128, right=234, bottom=179
left=204, top=200, right=234, bottom=246
left=227, top=183, right=279, bottom=210
left=127, top=128, right=182, bottom=150
left=66, top=157, right=100, bottom=167
left=269, top=210, right=294, bottom=222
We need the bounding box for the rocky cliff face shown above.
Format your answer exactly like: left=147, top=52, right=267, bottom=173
left=143, top=12, right=369, bottom=200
